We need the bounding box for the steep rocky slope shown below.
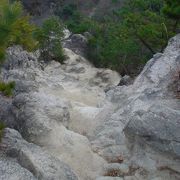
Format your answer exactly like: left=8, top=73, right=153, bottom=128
left=0, top=34, right=180, bottom=180
left=0, top=38, right=120, bottom=179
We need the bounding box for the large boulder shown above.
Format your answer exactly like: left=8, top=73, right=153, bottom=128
left=0, top=128, right=77, bottom=180
left=62, top=34, right=88, bottom=57
left=102, top=35, right=180, bottom=158
left=123, top=35, right=180, bottom=157
left=91, top=35, right=180, bottom=179
left=0, top=158, right=37, bottom=180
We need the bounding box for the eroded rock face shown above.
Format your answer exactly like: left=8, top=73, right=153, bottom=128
left=124, top=35, right=180, bottom=157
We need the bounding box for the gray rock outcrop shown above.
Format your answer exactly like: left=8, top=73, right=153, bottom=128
left=122, top=35, right=180, bottom=157
left=1, top=45, right=120, bottom=179
left=0, top=158, right=37, bottom=180
left=0, top=128, right=78, bottom=180
left=62, top=34, right=88, bottom=57
left=92, top=35, right=180, bottom=179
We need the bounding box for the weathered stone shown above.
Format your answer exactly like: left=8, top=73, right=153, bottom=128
left=0, top=158, right=37, bottom=180
left=123, top=35, right=180, bottom=157
left=1, top=128, right=78, bottom=180
left=63, top=34, right=88, bottom=56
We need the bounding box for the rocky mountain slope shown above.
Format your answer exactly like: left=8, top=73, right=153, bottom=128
left=0, top=34, right=180, bottom=180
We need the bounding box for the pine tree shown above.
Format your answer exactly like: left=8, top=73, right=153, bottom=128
left=0, top=0, right=37, bottom=63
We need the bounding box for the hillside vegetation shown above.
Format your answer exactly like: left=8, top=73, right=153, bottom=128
left=0, top=0, right=180, bottom=76
left=0, top=0, right=64, bottom=95
left=56, top=0, right=179, bottom=75
left=0, top=0, right=37, bottom=63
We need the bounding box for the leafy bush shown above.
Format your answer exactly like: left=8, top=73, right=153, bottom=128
left=87, top=22, right=145, bottom=75
left=0, top=81, right=15, bottom=96
left=34, top=17, right=65, bottom=63
left=0, top=0, right=37, bottom=64
left=66, top=16, right=92, bottom=34
left=54, top=0, right=179, bottom=75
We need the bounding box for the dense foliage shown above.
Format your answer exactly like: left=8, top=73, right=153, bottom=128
left=0, top=0, right=179, bottom=77
left=56, top=0, right=179, bottom=75
left=0, top=0, right=37, bottom=64
left=34, top=17, right=65, bottom=63
left=0, top=0, right=65, bottom=64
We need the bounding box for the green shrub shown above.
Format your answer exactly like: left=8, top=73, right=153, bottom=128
left=87, top=0, right=177, bottom=75
left=0, top=0, right=37, bottom=64
left=87, top=22, right=145, bottom=75
left=53, top=0, right=178, bottom=75
left=0, top=81, right=15, bottom=97
left=34, top=17, right=65, bottom=63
